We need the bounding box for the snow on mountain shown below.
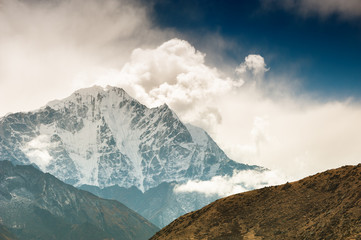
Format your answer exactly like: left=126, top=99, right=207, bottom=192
left=0, top=86, right=261, bottom=191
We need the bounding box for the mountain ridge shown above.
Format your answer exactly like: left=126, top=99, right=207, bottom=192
left=151, top=164, right=361, bottom=240
left=0, top=85, right=262, bottom=191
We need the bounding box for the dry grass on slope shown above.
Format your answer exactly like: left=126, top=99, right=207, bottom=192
left=151, top=164, right=361, bottom=240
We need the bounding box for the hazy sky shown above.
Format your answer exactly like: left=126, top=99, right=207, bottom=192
left=1, top=0, right=361, bottom=185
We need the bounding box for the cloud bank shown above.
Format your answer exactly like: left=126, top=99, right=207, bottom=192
left=216, top=91, right=361, bottom=180
left=0, top=0, right=170, bottom=117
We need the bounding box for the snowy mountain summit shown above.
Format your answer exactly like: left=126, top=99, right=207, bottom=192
left=0, top=86, right=260, bottom=191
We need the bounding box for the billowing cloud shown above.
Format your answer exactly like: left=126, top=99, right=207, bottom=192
left=89, top=38, right=239, bottom=131
left=81, top=39, right=361, bottom=182
left=174, top=169, right=286, bottom=197
left=266, top=0, right=361, bottom=19
left=236, top=54, right=269, bottom=76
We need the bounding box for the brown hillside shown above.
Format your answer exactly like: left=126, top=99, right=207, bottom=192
left=151, top=164, right=361, bottom=240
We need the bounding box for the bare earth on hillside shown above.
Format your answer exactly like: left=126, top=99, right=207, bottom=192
left=151, top=164, right=361, bottom=240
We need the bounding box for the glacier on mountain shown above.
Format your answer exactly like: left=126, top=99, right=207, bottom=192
left=0, top=86, right=261, bottom=191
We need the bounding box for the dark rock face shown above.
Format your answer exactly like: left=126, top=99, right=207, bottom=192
left=150, top=164, right=361, bottom=240
left=0, top=161, right=159, bottom=240
left=0, top=86, right=261, bottom=191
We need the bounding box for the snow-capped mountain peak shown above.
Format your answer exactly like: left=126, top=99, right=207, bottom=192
left=0, top=86, right=260, bottom=191
left=46, top=85, right=132, bottom=110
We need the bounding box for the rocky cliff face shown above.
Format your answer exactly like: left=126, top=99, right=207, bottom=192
left=0, top=86, right=260, bottom=191
left=0, top=161, right=159, bottom=240
left=151, top=164, right=361, bottom=240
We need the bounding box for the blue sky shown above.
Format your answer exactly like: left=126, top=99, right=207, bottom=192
left=145, top=0, right=361, bottom=99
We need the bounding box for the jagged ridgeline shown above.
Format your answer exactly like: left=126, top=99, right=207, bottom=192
left=0, top=86, right=265, bottom=228
left=0, top=86, right=262, bottom=191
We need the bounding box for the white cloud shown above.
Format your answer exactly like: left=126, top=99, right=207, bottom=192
left=21, top=135, right=55, bottom=171
left=251, top=116, right=271, bottom=150
left=267, top=0, right=361, bottom=19
left=82, top=39, right=361, bottom=182
left=235, top=55, right=269, bottom=88
left=89, top=38, right=238, bottom=131
left=174, top=169, right=286, bottom=197
left=236, top=54, right=269, bottom=76
left=215, top=89, right=361, bottom=180
left=0, top=0, right=170, bottom=117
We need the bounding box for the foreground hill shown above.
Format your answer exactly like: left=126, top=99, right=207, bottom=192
left=151, top=164, right=361, bottom=240
left=0, top=161, right=158, bottom=240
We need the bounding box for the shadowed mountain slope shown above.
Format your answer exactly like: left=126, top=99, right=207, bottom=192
left=80, top=182, right=218, bottom=228
left=0, top=161, right=159, bottom=240
left=151, top=164, right=361, bottom=240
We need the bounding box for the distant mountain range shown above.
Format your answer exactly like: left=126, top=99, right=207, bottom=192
left=151, top=164, right=361, bottom=239
left=0, top=85, right=263, bottom=227
left=0, top=160, right=158, bottom=240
